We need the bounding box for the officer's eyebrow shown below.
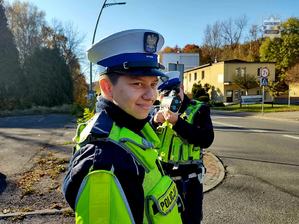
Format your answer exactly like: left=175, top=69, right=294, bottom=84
left=128, top=76, right=158, bottom=83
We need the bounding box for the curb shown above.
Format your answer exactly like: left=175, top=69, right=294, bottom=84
left=0, top=208, right=72, bottom=219
left=203, top=152, right=225, bottom=193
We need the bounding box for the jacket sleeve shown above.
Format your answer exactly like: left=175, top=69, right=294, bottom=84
left=62, top=141, right=145, bottom=223
left=75, top=169, right=136, bottom=224
left=172, top=103, right=214, bottom=148
left=63, top=143, right=95, bottom=209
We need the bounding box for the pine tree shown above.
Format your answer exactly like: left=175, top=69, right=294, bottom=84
left=0, top=1, right=22, bottom=109
left=23, top=47, right=73, bottom=107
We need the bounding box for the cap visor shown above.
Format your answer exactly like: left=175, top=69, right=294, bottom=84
left=111, top=68, right=167, bottom=77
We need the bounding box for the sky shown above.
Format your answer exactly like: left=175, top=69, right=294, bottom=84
left=5, top=0, right=299, bottom=80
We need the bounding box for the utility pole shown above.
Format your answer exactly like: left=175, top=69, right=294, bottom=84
left=89, top=0, right=126, bottom=98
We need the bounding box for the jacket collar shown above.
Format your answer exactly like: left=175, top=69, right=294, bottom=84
left=98, top=96, right=150, bottom=133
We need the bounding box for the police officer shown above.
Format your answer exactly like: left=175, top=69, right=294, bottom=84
left=63, top=29, right=182, bottom=224
left=152, top=71, right=214, bottom=224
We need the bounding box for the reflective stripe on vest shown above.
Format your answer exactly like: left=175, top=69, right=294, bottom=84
left=157, top=100, right=203, bottom=165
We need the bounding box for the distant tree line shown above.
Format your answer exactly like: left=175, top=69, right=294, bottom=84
left=0, top=0, right=88, bottom=110
left=162, top=16, right=299, bottom=97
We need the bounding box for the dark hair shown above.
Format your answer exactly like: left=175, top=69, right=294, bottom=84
left=105, top=72, right=120, bottom=85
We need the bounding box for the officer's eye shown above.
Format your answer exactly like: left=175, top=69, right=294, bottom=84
left=132, top=82, right=143, bottom=87
left=151, top=82, right=158, bottom=88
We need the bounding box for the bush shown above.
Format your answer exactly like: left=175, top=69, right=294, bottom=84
left=196, top=95, right=210, bottom=102
left=210, top=101, right=225, bottom=107
left=71, top=104, right=84, bottom=117
left=77, top=107, right=95, bottom=124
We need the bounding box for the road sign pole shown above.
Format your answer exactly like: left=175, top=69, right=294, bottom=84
left=262, top=86, right=265, bottom=115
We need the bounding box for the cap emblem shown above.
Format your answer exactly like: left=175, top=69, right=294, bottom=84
left=144, top=32, right=159, bottom=53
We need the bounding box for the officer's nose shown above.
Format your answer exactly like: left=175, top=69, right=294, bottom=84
left=143, top=86, right=156, bottom=101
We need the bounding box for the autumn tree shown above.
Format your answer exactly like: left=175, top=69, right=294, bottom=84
left=260, top=17, right=299, bottom=95
left=286, top=59, right=299, bottom=83
left=41, top=21, right=87, bottom=107
left=23, top=47, right=73, bottom=106
left=162, top=45, right=181, bottom=53
left=5, top=0, right=46, bottom=64
left=260, top=17, right=299, bottom=72
left=202, top=21, right=223, bottom=63
left=5, top=1, right=86, bottom=109
left=246, top=24, right=263, bottom=61
left=221, top=15, right=248, bottom=50
left=182, top=44, right=200, bottom=53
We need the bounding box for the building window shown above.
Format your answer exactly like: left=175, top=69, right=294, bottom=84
left=236, top=67, right=246, bottom=77
left=234, top=90, right=240, bottom=100
left=189, top=74, right=191, bottom=82
left=257, top=90, right=260, bottom=95
left=257, top=68, right=261, bottom=76
left=201, top=71, right=205, bottom=79
left=235, top=68, right=241, bottom=76
left=241, top=67, right=246, bottom=77
left=226, top=90, right=233, bottom=102
left=194, top=72, right=197, bottom=81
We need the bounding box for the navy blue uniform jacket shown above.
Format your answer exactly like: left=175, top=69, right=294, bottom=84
left=63, top=98, right=150, bottom=224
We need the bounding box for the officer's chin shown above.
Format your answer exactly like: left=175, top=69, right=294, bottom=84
left=133, top=112, right=148, bottom=120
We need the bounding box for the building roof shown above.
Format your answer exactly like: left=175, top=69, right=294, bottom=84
left=184, top=59, right=276, bottom=72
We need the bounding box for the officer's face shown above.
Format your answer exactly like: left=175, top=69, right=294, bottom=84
left=111, top=75, right=158, bottom=119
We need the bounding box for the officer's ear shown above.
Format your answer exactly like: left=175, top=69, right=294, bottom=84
left=180, top=83, right=184, bottom=92
left=99, top=76, right=113, bottom=100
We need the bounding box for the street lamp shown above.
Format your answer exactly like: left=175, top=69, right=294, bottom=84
left=89, top=0, right=126, bottom=96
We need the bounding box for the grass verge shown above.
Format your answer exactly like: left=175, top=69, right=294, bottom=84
left=212, top=104, right=299, bottom=112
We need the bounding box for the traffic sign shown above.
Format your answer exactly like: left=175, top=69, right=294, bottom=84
left=261, top=67, right=269, bottom=78
left=260, top=77, right=268, bottom=86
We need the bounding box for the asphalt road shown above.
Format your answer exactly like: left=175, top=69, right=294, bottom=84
left=1, top=113, right=298, bottom=223
left=0, top=114, right=75, bottom=223
left=203, top=111, right=299, bottom=224
left=0, top=114, right=74, bottom=177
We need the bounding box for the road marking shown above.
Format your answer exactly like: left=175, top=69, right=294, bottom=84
left=250, top=129, right=268, bottom=133
left=212, top=116, right=243, bottom=119
left=214, top=121, right=299, bottom=139
left=213, top=121, right=275, bottom=133
left=283, top=135, right=299, bottom=140
left=212, top=121, right=244, bottom=128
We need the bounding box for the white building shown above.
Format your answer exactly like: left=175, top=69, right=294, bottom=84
left=158, top=52, right=200, bottom=79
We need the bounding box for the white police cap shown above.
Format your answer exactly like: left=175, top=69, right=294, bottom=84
left=87, top=29, right=166, bottom=76
left=158, top=71, right=181, bottom=91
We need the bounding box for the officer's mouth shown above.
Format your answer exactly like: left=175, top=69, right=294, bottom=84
left=136, top=103, right=152, bottom=110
